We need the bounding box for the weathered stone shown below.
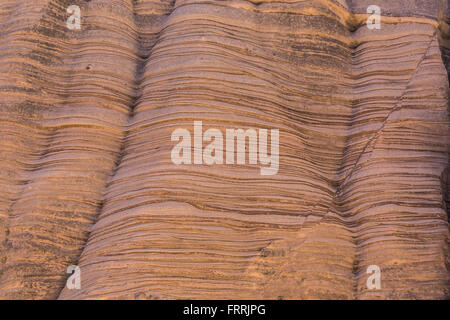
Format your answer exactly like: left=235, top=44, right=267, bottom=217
left=0, top=0, right=448, bottom=299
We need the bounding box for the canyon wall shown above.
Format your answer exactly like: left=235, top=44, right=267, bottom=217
left=0, top=0, right=448, bottom=299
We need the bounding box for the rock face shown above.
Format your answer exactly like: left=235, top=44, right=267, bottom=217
left=0, top=0, right=449, bottom=299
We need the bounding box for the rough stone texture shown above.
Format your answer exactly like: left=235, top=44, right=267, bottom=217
left=0, top=0, right=449, bottom=299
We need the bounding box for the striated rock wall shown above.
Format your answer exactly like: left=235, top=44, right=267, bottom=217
left=0, top=0, right=449, bottom=299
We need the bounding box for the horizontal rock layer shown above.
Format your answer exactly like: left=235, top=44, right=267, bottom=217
left=0, top=0, right=448, bottom=299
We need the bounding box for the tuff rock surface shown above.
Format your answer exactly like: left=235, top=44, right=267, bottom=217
left=0, top=0, right=449, bottom=299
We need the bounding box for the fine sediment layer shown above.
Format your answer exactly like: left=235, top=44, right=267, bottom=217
left=0, top=0, right=448, bottom=299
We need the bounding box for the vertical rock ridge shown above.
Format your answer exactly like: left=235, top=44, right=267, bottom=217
left=58, top=0, right=176, bottom=299
left=1, top=0, right=142, bottom=298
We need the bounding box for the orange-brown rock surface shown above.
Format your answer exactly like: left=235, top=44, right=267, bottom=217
left=0, top=0, right=449, bottom=299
